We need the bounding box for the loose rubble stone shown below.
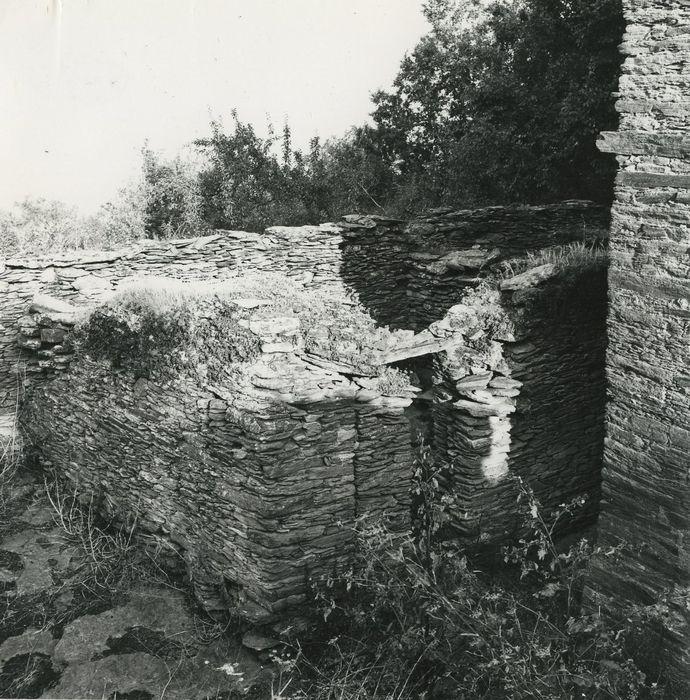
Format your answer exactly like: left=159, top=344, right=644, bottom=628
left=241, top=630, right=280, bottom=651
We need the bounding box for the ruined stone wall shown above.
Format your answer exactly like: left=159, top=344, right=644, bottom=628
left=340, top=201, right=609, bottom=330
left=1, top=203, right=606, bottom=414
left=3, top=201, right=611, bottom=620
left=0, top=225, right=345, bottom=411
left=588, top=0, right=690, bottom=686
left=21, top=293, right=416, bottom=619
left=427, top=263, right=608, bottom=544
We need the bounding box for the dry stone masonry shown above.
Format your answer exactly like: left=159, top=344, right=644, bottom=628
left=426, top=262, right=607, bottom=544
left=0, top=224, right=346, bottom=412
left=588, top=0, right=690, bottom=687
left=1, top=202, right=606, bottom=412
left=340, top=201, right=608, bottom=330
left=21, top=282, right=432, bottom=619
left=1, top=202, right=609, bottom=620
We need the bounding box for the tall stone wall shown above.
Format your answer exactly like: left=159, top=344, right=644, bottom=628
left=3, top=201, right=611, bottom=620
left=589, top=0, right=690, bottom=688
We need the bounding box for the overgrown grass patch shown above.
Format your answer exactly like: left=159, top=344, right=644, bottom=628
left=496, top=240, right=608, bottom=283
left=275, top=450, right=666, bottom=700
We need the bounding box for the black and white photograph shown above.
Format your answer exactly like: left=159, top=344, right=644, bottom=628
left=0, top=0, right=687, bottom=697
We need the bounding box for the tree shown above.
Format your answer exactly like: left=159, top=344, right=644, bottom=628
left=141, top=146, right=207, bottom=239
left=371, top=0, right=625, bottom=210
left=194, top=113, right=359, bottom=231
left=319, top=126, right=396, bottom=216
left=0, top=198, right=94, bottom=257
left=87, top=179, right=147, bottom=248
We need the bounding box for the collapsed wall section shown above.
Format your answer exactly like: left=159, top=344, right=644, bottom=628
left=426, top=260, right=607, bottom=544
left=588, top=0, right=690, bottom=686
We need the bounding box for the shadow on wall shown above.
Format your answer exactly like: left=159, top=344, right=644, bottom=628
left=338, top=202, right=610, bottom=332
left=424, top=264, right=608, bottom=550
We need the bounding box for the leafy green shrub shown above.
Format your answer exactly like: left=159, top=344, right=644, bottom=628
left=371, top=0, right=624, bottom=211
left=283, top=449, right=663, bottom=699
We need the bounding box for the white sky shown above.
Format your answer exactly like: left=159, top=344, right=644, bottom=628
left=0, top=0, right=428, bottom=213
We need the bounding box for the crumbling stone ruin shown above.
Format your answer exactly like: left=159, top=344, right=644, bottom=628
left=586, top=0, right=690, bottom=686
left=2, top=0, right=690, bottom=683
left=0, top=202, right=609, bottom=620
left=22, top=281, right=426, bottom=618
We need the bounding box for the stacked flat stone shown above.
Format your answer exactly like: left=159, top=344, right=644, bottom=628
left=1, top=203, right=606, bottom=412
left=427, top=262, right=607, bottom=545
left=0, top=225, right=348, bottom=411
left=339, top=201, right=608, bottom=331
left=16, top=295, right=78, bottom=379
left=3, top=202, right=612, bottom=622
left=21, top=283, right=431, bottom=620
left=588, top=0, right=690, bottom=688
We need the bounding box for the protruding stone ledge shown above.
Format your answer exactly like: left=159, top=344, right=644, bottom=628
left=599, top=130, right=690, bottom=157
left=616, top=171, right=690, bottom=189
left=616, top=99, right=690, bottom=117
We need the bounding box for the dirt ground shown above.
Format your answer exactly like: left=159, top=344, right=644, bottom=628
left=0, top=468, right=276, bottom=699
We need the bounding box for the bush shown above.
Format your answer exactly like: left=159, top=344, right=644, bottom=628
left=75, top=279, right=261, bottom=381
left=281, top=448, right=663, bottom=699
left=75, top=275, right=411, bottom=381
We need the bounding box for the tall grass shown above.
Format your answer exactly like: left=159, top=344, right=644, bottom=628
left=275, top=449, right=662, bottom=700
left=496, top=241, right=607, bottom=282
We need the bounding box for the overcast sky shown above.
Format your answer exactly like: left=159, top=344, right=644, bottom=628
left=0, top=0, right=427, bottom=214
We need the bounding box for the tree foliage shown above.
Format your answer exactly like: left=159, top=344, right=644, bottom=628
left=371, top=0, right=624, bottom=212
left=0, top=198, right=100, bottom=257
left=141, top=146, right=207, bottom=239
left=1, top=0, right=625, bottom=252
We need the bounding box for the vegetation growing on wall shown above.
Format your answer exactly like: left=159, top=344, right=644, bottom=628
left=495, top=240, right=608, bottom=282
left=75, top=276, right=413, bottom=381
left=75, top=280, right=262, bottom=381
left=280, top=452, right=663, bottom=699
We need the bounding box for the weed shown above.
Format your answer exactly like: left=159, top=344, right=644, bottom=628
left=372, top=367, right=413, bottom=396
left=0, top=652, right=60, bottom=698
left=279, top=448, right=663, bottom=699
left=496, top=241, right=607, bottom=283
left=42, top=473, right=141, bottom=593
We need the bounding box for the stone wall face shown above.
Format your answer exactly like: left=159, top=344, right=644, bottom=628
left=340, top=201, right=608, bottom=330
left=1, top=226, right=345, bottom=411
left=4, top=201, right=611, bottom=620
left=426, top=265, right=608, bottom=544
left=21, top=298, right=415, bottom=620
left=589, top=0, right=690, bottom=686
left=1, top=203, right=606, bottom=412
